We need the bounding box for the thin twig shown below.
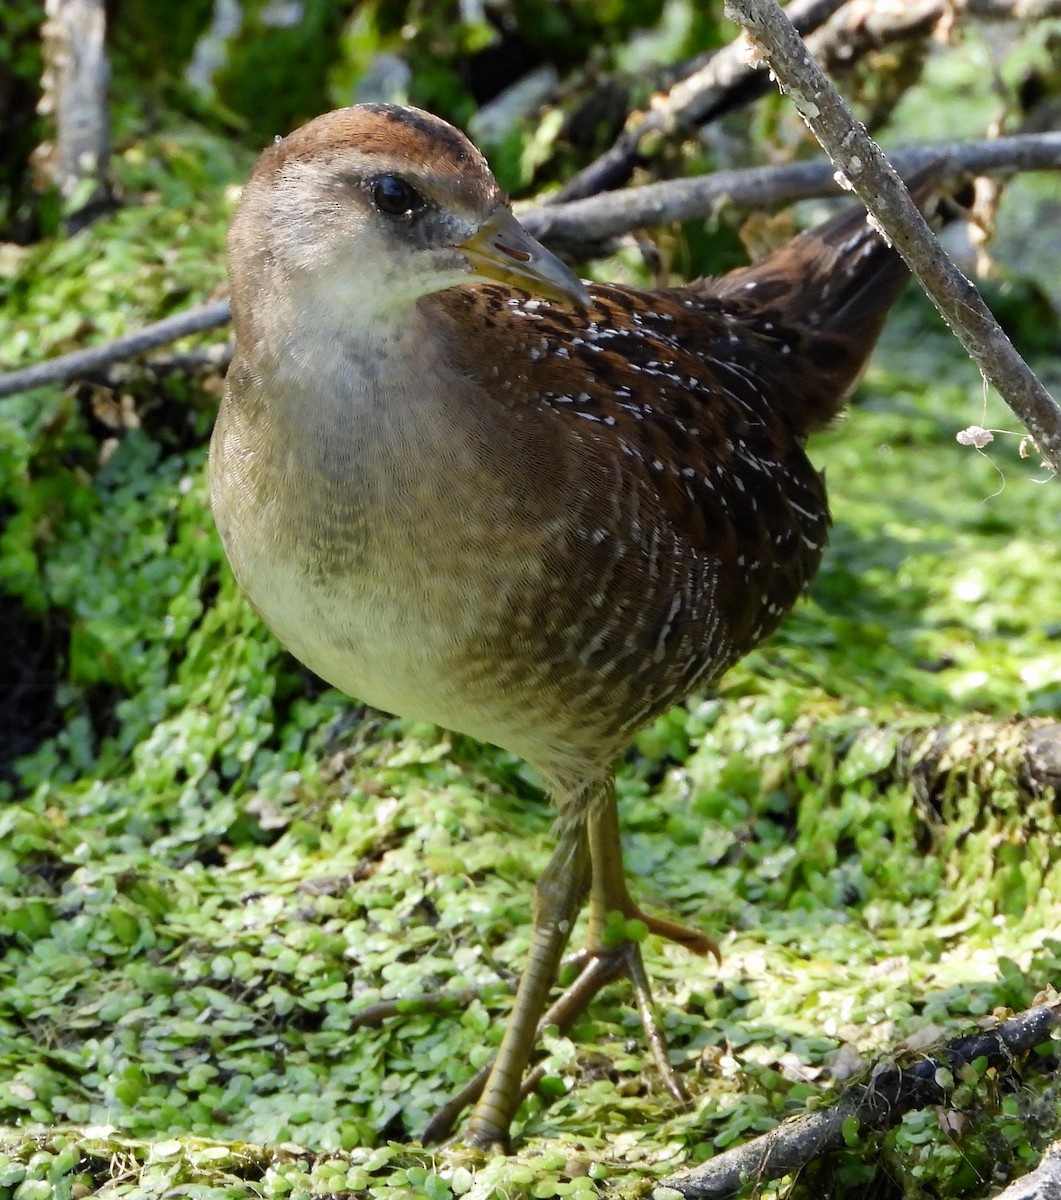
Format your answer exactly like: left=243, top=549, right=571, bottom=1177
left=965, top=0, right=1061, bottom=13
left=809, top=0, right=1061, bottom=79
left=0, top=300, right=230, bottom=400
left=723, top=0, right=1061, bottom=474
left=553, top=0, right=1061, bottom=206
left=348, top=985, right=494, bottom=1030
left=663, top=999, right=1061, bottom=1199
left=524, top=131, right=1061, bottom=251
left=553, top=0, right=849, bottom=204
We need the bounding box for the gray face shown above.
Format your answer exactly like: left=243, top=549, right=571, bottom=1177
left=318, top=161, right=489, bottom=258
left=225, top=104, right=508, bottom=328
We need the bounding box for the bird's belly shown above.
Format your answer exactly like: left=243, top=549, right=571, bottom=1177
left=256, top=573, right=435, bottom=717
left=248, top=557, right=463, bottom=715
left=232, top=521, right=585, bottom=770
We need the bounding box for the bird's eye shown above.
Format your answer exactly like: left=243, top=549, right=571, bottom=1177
left=372, top=174, right=424, bottom=216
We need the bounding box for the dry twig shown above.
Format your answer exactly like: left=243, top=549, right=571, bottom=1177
left=554, top=0, right=1061, bottom=205
left=525, top=131, right=1061, bottom=252
left=553, top=0, right=848, bottom=203
left=724, top=0, right=1061, bottom=474
left=0, top=300, right=231, bottom=399
left=810, top=0, right=1061, bottom=77
left=663, top=1000, right=1061, bottom=1198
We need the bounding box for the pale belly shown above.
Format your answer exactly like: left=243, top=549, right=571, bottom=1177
left=247, top=553, right=488, bottom=726
left=222, top=502, right=589, bottom=776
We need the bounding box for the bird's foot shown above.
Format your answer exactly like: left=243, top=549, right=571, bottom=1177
left=603, top=902, right=720, bottom=963
left=605, top=937, right=689, bottom=1106
left=424, top=950, right=628, bottom=1146
left=425, top=930, right=707, bottom=1146
left=589, top=902, right=718, bottom=1104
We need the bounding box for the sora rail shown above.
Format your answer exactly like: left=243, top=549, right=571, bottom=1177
left=210, top=103, right=957, bottom=1148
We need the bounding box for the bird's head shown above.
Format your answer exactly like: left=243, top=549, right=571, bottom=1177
left=228, top=103, right=588, bottom=331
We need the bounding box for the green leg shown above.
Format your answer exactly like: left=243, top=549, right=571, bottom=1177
left=463, top=818, right=590, bottom=1149
left=586, top=775, right=718, bottom=959
left=585, top=776, right=716, bottom=1103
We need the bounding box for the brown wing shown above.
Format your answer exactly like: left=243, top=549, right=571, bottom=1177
left=433, top=284, right=828, bottom=740
left=426, top=189, right=948, bottom=746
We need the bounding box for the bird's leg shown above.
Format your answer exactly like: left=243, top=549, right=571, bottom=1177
left=586, top=775, right=719, bottom=961
left=452, top=776, right=718, bottom=1148
left=422, top=948, right=626, bottom=1145
left=585, top=776, right=719, bottom=1102
left=462, top=818, right=590, bottom=1150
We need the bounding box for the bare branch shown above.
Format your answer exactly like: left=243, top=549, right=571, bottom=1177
left=965, top=0, right=1061, bottom=14
left=723, top=0, right=1061, bottom=474
left=553, top=0, right=1061, bottom=206
left=0, top=300, right=230, bottom=399
left=663, top=1000, right=1061, bottom=1199
left=553, top=0, right=849, bottom=204
left=524, top=131, right=1061, bottom=251
left=349, top=986, right=490, bottom=1030
left=810, top=0, right=1061, bottom=77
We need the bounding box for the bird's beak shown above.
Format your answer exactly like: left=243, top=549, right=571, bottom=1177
left=459, top=208, right=590, bottom=309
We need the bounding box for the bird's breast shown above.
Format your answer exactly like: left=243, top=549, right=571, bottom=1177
left=210, top=370, right=588, bottom=765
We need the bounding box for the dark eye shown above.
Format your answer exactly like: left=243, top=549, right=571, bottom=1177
left=372, top=174, right=424, bottom=216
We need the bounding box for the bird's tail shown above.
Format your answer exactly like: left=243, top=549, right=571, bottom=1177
left=706, top=167, right=970, bottom=436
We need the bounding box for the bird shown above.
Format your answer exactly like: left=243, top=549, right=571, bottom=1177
left=209, top=102, right=960, bottom=1149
